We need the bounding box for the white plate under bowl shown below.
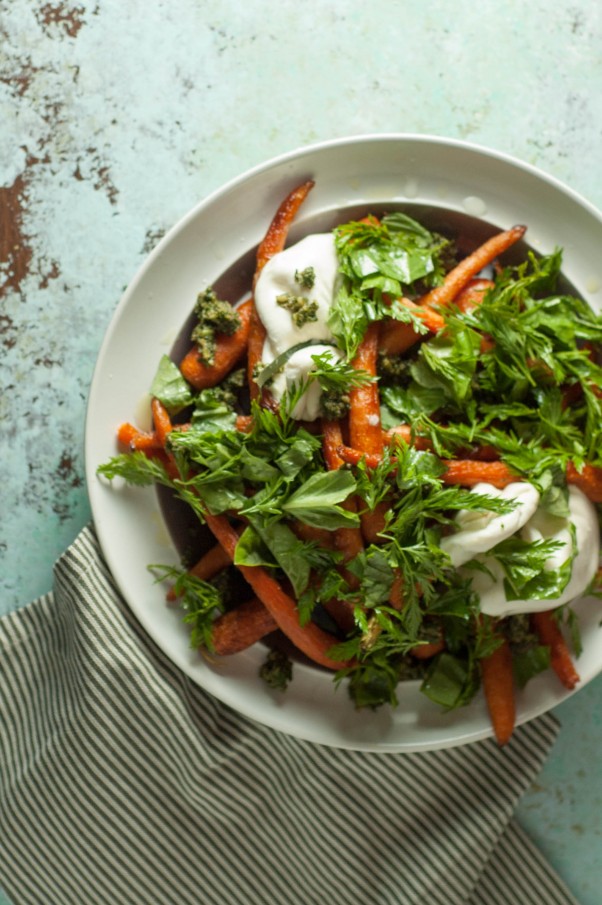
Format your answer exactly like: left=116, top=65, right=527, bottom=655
left=85, top=134, right=602, bottom=752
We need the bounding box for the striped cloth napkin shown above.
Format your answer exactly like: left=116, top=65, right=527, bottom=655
left=0, top=526, right=580, bottom=905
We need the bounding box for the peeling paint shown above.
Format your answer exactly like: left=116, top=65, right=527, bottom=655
left=36, top=3, right=87, bottom=39
left=0, top=173, right=33, bottom=295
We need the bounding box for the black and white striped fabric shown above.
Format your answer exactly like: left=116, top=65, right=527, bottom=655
left=0, top=526, right=579, bottom=905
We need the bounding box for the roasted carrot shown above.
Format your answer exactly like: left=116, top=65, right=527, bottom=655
left=151, top=397, right=173, bottom=446
left=246, top=180, right=315, bottom=401
left=480, top=637, right=516, bottom=746
left=166, top=542, right=232, bottom=603
left=180, top=298, right=253, bottom=390
left=531, top=611, right=580, bottom=690
left=253, top=180, right=315, bottom=286
left=203, top=511, right=350, bottom=670
left=410, top=637, right=446, bottom=660
left=349, top=322, right=383, bottom=456
left=454, top=278, right=495, bottom=314
left=380, top=299, right=446, bottom=356
left=117, top=422, right=162, bottom=454
left=442, top=459, right=518, bottom=489
left=337, top=445, right=383, bottom=469
left=291, top=520, right=335, bottom=549
left=235, top=414, right=254, bottom=433
left=384, top=424, right=433, bottom=451
left=566, top=461, right=602, bottom=503
left=210, top=597, right=278, bottom=655
left=320, top=419, right=364, bottom=569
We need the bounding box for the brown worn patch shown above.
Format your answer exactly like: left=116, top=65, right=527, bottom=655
left=73, top=147, right=119, bottom=205
left=0, top=174, right=33, bottom=296
left=142, top=226, right=167, bottom=255
left=0, top=314, right=17, bottom=350
left=37, top=3, right=87, bottom=39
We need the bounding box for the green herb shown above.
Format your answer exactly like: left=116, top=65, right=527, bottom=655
left=259, top=649, right=293, bottom=690
left=191, top=288, right=241, bottom=365
left=294, top=266, right=316, bottom=289
left=149, top=564, right=224, bottom=650
left=276, top=292, right=319, bottom=328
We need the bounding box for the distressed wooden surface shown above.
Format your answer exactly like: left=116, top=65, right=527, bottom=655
left=2, top=1, right=602, bottom=903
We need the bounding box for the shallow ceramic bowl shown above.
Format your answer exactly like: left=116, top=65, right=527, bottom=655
left=85, top=134, right=602, bottom=751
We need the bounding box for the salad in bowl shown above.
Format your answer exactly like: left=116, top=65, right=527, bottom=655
left=98, top=177, right=602, bottom=746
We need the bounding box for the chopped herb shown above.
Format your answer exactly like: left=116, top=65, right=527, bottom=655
left=260, top=649, right=293, bottom=690
left=294, top=266, right=316, bottom=289
left=276, top=292, right=319, bottom=328
left=191, top=288, right=241, bottom=365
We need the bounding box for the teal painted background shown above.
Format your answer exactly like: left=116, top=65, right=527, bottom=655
left=2, top=1, right=601, bottom=902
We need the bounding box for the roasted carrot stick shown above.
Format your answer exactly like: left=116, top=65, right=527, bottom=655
left=203, top=512, right=350, bottom=670
left=246, top=180, right=315, bottom=401
left=117, top=422, right=162, bottom=454
left=349, top=322, right=383, bottom=456
left=253, top=179, right=315, bottom=286
left=454, top=278, right=495, bottom=314
left=210, top=597, right=278, bottom=655
left=180, top=298, right=253, bottom=390
left=151, top=397, right=173, bottom=446
left=166, top=542, right=232, bottom=603
left=531, top=611, right=580, bottom=690
left=380, top=299, right=446, bottom=356
left=441, top=459, right=518, bottom=489
left=321, top=419, right=364, bottom=569
left=480, top=637, right=516, bottom=746
left=566, top=461, right=602, bottom=503
left=410, top=637, right=446, bottom=660
left=420, top=225, right=526, bottom=311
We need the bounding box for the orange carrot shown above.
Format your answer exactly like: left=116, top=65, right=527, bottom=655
left=235, top=414, right=254, bottom=433
left=531, top=611, right=580, bottom=690
left=480, top=637, right=516, bottom=746
left=380, top=299, right=446, bottom=356
left=389, top=570, right=404, bottom=609
left=203, top=512, right=350, bottom=670
left=410, top=637, right=446, bottom=660
left=151, top=397, right=173, bottom=447
left=454, top=278, right=495, bottom=314
left=442, top=459, right=518, bottom=489
left=253, top=180, right=315, bottom=286
left=384, top=424, right=433, bottom=451
left=210, top=597, right=278, bottom=655
left=180, top=298, right=252, bottom=390
left=166, top=542, right=232, bottom=603
left=566, top=461, right=602, bottom=503
left=360, top=503, right=389, bottom=544
left=349, top=323, right=383, bottom=456
left=337, top=444, right=383, bottom=469
left=247, top=180, right=315, bottom=401
left=420, top=225, right=526, bottom=311
left=320, top=419, right=364, bottom=566
left=117, top=422, right=162, bottom=454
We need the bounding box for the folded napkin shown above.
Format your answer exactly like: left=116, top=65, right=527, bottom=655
left=0, top=526, right=579, bottom=905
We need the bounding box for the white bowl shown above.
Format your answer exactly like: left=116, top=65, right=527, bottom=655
left=85, top=134, right=602, bottom=751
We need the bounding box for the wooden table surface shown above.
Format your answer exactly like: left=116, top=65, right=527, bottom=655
left=2, top=2, right=602, bottom=902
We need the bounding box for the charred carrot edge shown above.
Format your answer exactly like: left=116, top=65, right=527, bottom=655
left=203, top=511, right=351, bottom=670
left=117, top=422, right=162, bottom=454
left=479, top=637, right=516, bottom=746
left=420, top=225, right=526, bottom=311
left=210, top=597, right=278, bottom=655
left=180, top=298, right=253, bottom=390
left=454, top=278, right=495, bottom=314
left=566, top=461, right=602, bottom=503
left=253, top=179, right=315, bottom=286
left=531, top=611, right=580, bottom=690
left=349, top=322, right=383, bottom=456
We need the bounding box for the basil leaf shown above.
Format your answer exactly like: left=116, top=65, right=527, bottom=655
left=150, top=355, right=194, bottom=413
left=282, top=469, right=359, bottom=529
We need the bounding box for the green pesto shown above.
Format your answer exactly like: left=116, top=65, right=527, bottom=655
left=276, top=292, right=319, bottom=328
